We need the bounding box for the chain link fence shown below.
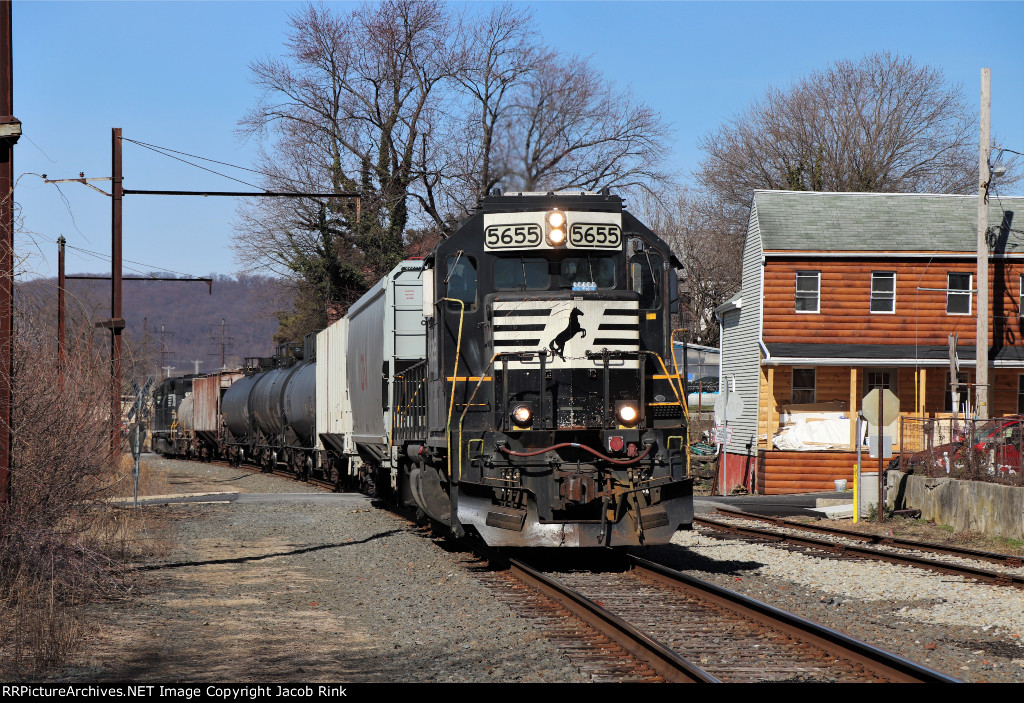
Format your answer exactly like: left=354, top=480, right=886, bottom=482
left=896, top=415, right=1024, bottom=486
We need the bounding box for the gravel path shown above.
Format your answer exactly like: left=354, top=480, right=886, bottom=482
left=49, top=456, right=587, bottom=683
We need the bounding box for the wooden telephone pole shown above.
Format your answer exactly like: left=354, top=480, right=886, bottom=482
left=977, top=68, right=991, bottom=419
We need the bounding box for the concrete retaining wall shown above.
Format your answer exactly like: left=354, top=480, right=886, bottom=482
left=891, top=471, right=1024, bottom=541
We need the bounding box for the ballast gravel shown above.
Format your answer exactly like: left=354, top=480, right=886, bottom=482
left=51, top=457, right=1024, bottom=683
left=649, top=527, right=1024, bottom=683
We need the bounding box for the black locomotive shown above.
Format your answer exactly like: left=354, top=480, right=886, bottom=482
left=396, top=190, right=693, bottom=546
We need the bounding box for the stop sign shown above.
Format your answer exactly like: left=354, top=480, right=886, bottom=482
left=861, top=388, right=899, bottom=426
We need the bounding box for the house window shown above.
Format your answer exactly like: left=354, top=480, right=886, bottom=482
left=795, top=271, right=820, bottom=313
left=870, top=272, right=896, bottom=313
left=947, top=273, right=971, bottom=314
left=864, top=369, right=897, bottom=394
left=944, top=372, right=970, bottom=413
left=792, top=368, right=816, bottom=404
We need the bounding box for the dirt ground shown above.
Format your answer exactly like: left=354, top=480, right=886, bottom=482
left=43, top=457, right=586, bottom=684
left=46, top=459, right=374, bottom=682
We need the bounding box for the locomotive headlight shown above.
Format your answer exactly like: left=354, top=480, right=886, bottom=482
left=546, top=210, right=567, bottom=246
left=512, top=404, right=533, bottom=426
left=616, top=402, right=640, bottom=427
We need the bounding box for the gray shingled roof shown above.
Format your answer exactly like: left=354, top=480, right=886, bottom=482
left=753, top=190, right=1024, bottom=253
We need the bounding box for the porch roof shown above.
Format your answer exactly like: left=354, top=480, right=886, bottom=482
left=763, top=343, right=1024, bottom=367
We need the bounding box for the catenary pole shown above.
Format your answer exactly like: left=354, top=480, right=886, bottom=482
left=0, top=0, right=19, bottom=506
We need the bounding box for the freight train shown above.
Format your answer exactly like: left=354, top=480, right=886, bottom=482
left=154, top=190, right=694, bottom=547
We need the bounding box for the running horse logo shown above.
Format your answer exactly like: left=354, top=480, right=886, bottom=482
left=549, top=308, right=586, bottom=361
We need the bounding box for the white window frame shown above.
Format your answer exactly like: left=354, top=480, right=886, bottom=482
left=795, top=271, right=820, bottom=314
left=791, top=367, right=816, bottom=404
left=864, top=368, right=897, bottom=395
left=946, top=272, right=972, bottom=315
left=870, top=271, right=896, bottom=314
left=945, top=371, right=970, bottom=413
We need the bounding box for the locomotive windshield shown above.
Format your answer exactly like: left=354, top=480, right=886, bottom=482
left=494, top=257, right=548, bottom=290
left=560, top=256, right=616, bottom=289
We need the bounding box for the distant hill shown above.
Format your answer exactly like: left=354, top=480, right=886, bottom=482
left=16, top=273, right=283, bottom=379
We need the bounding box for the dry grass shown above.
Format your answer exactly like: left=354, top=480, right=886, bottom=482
left=0, top=296, right=172, bottom=679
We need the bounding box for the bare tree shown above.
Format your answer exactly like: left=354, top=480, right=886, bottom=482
left=639, top=187, right=742, bottom=348
left=695, top=51, right=1007, bottom=234
left=504, top=54, right=672, bottom=194
left=240, top=0, right=458, bottom=282
left=447, top=5, right=548, bottom=204
left=238, top=1, right=673, bottom=342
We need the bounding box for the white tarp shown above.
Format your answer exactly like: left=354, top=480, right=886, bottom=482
left=772, top=410, right=862, bottom=451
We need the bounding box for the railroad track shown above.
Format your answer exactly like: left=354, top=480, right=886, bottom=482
left=176, top=455, right=341, bottom=492
left=696, top=508, right=1024, bottom=589
left=486, top=553, right=958, bottom=683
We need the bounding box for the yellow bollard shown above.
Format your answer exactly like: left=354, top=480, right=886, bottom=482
left=852, top=464, right=859, bottom=523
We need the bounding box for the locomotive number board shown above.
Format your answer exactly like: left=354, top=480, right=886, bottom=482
left=483, top=211, right=623, bottom=252
left=484, top=223, right=542, bottom=249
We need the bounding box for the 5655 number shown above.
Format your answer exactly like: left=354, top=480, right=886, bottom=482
left=569, top=223, right=621, bottom=248
left=485, top=224, right=542, bottom=249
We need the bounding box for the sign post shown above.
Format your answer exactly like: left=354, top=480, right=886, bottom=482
left=861, top=387, right=899, bottom=523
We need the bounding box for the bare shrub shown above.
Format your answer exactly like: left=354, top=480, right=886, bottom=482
left=0, top=284, right=150, bottom=677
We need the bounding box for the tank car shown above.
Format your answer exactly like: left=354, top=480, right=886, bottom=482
left=221, top=338, right=318, bottom=476
left=386, top=190, right=693, bottom=547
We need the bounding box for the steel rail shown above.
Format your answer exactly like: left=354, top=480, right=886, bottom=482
left=713, top=506, right=1024, bottom=568
left=696, top=514, right=1024, bottom=589
left=507, top=557, right=719, bottom=683
left=629, top=555, right=961, bottom=683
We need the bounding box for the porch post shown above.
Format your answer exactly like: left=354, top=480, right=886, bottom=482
left=919, top=367, right=927, bottom=417
left=849, top=367, right=858, bottom=448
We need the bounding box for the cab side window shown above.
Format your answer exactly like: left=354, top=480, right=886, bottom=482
left=629, top=251, right=662, bottom=309
left=445, top=254, right=477, bottom=310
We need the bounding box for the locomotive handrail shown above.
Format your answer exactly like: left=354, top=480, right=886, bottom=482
left=457, top=353, right=501, bottom=482
left=499, top=441, right=653, bottom=466
left=670, top=328, right=693, bottom=478
left=439, top=298, right=466, bottom=485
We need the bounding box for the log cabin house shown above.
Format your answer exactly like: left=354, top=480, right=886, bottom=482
left=716, top=190, right=1024, bottom=494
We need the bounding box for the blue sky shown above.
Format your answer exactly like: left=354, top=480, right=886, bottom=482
left=11, top=1, right=1024, bottom=282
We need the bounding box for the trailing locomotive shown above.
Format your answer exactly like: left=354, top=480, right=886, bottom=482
left=156, top=190, right=693, bottom=547
left=151, top=375, right=195, bottom=456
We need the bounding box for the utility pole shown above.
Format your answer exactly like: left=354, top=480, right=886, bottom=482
left=0, top=0, right=20, bottom=506
left=977, top=68, right=991, bottom=419
left=160, top=325, right=174, bottom=379
left=190, top=359, right=203, bottom=375
left=210, top=318, right=233, bottom=370
left=58, top=236, right=65, bottom=377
